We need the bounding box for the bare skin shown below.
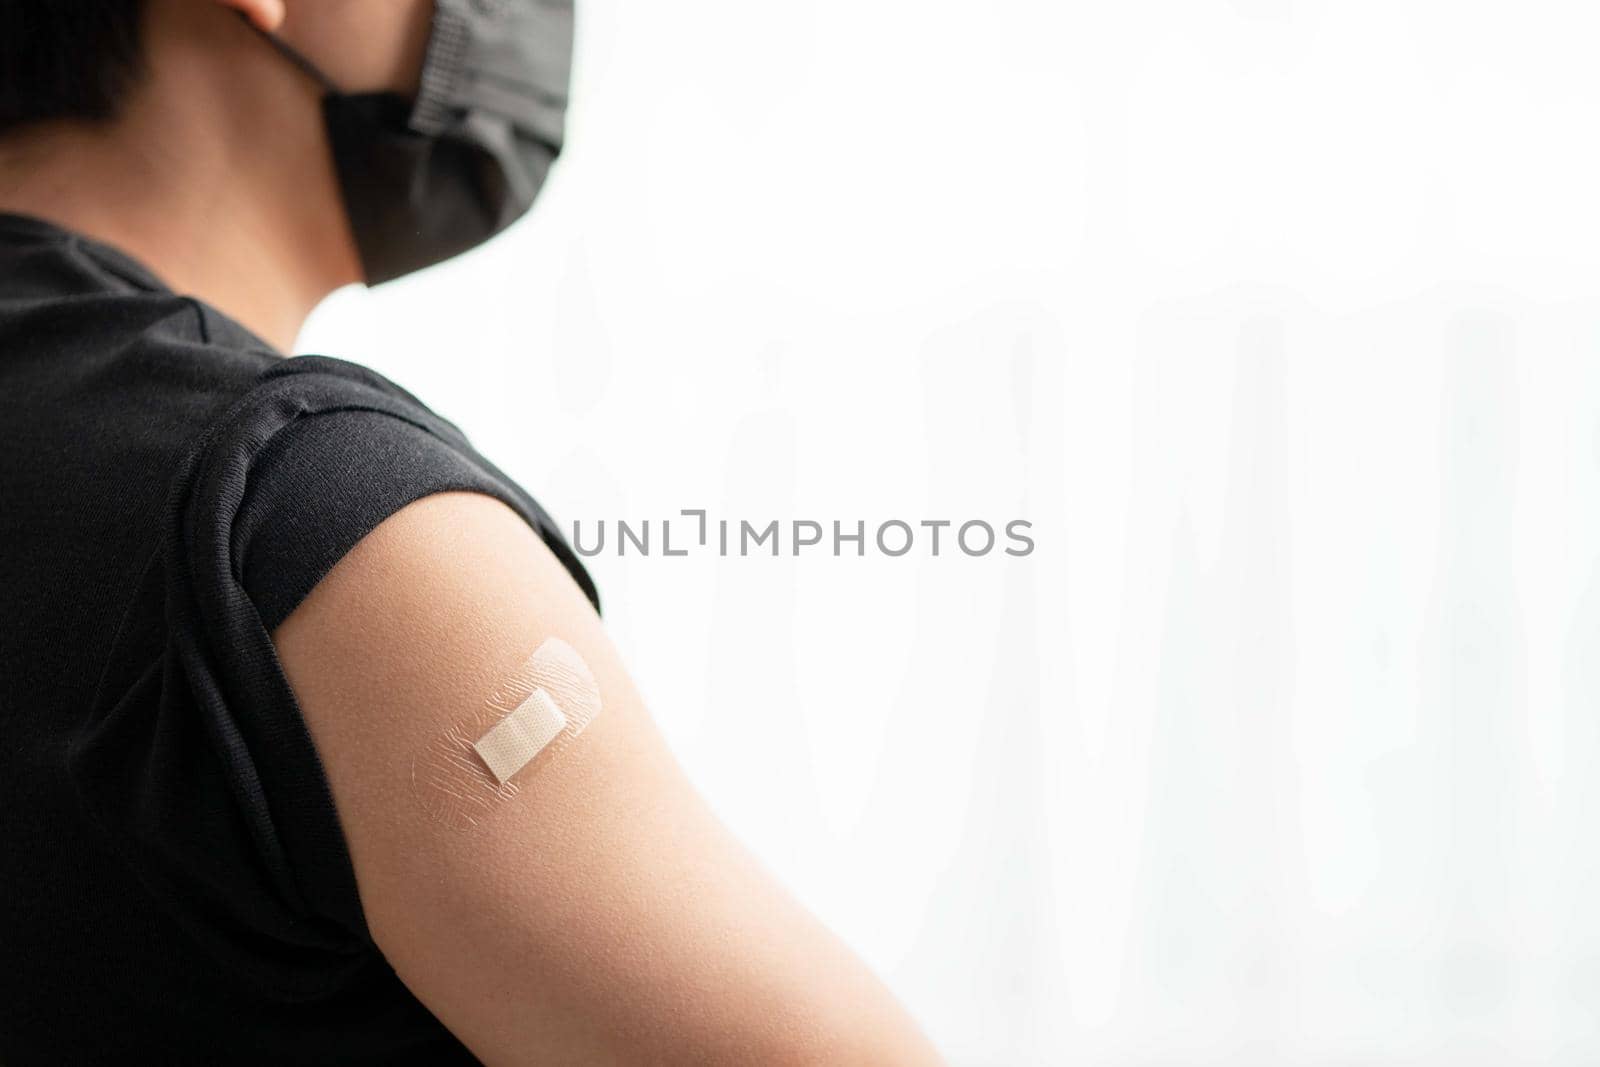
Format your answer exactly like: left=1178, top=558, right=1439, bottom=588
left=276, top=492, right=943, bottom=1063
left=0, top=2, right=943, bottom=1061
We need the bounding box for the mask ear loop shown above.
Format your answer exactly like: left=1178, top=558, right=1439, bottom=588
left=237, top=12, right=343, bottom=96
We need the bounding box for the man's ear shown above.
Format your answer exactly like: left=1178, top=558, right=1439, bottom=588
left=215, top=0, right=286, bottom=34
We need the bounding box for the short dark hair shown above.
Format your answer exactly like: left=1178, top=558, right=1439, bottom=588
left=0, top=3, right=148, bottom=135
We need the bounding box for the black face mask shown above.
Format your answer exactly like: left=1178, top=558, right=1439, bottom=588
left=257, top=0, right=574, bottom=285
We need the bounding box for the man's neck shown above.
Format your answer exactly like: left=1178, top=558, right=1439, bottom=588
left=0, top=5, right=360, bottom=353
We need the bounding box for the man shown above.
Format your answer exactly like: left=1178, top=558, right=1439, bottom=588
left=0, top=2, right=943, bottom=1062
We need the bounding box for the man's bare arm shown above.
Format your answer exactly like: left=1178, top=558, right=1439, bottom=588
left=272, top=491, right=943, bottom=1065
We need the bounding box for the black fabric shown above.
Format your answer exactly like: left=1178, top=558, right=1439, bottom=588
left=305, top=0, right=572, bottom=284
left=0, top=212, right=598, bottom=1064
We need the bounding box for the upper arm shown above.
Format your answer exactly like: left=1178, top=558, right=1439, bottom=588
left=271, top=491, right=941, bottom=1065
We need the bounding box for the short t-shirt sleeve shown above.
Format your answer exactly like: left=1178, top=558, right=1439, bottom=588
left=68, top=354, right=597, bottom=999
left=233, top=379, right=597, bottom=633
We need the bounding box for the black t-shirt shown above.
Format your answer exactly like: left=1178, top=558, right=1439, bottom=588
left=0, top=213, right=599, bottom=1064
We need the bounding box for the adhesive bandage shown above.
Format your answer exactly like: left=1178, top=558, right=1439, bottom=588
left=412, top=636, right=602, bottom=832
left=473, top=688, right=567, bottom=784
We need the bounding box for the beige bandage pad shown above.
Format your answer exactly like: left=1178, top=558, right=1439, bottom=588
left=412, top=637, right=602, bottom=832
left=473, top=688, right=567, bottom=784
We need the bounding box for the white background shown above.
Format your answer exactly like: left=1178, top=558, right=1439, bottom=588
left=302, top=1, right=1600, bottom=1062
